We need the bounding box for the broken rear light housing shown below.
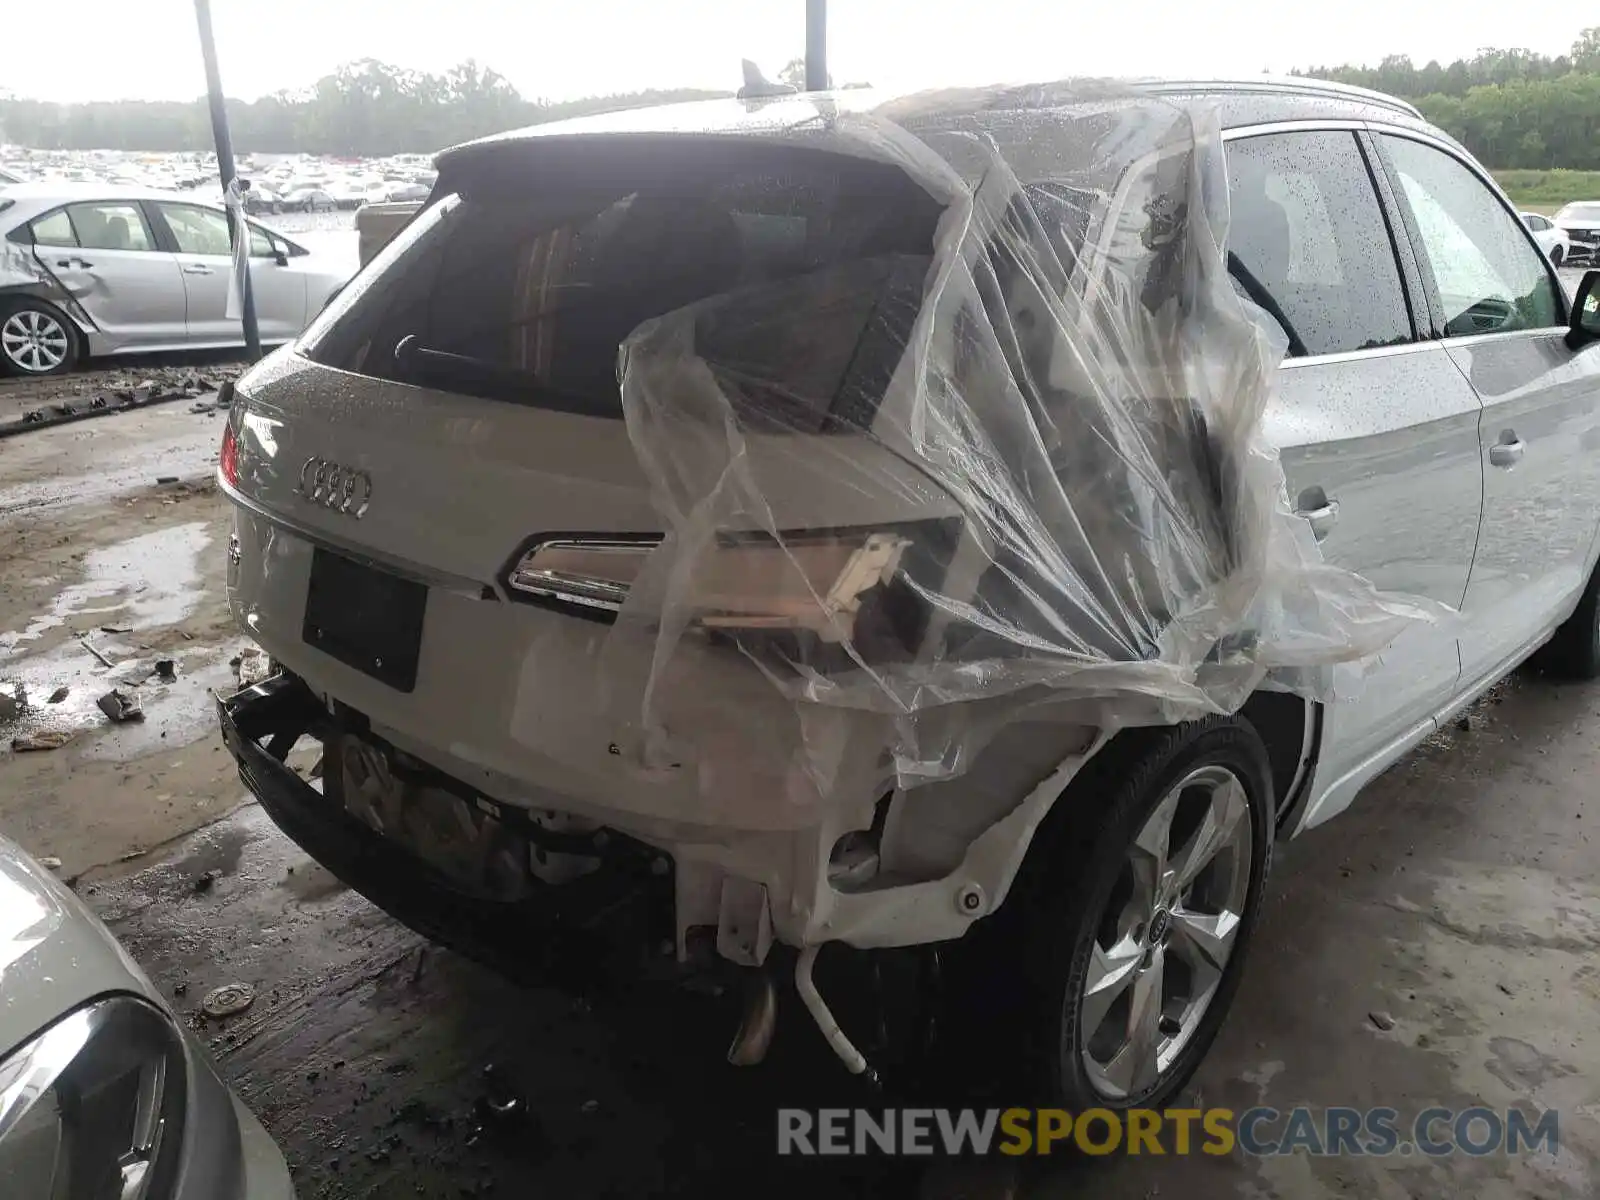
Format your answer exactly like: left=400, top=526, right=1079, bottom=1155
left=502, top=521, right=958, bottom=664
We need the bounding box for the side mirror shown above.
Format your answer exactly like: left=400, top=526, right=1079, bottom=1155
left=1567, top=269, right=1600, bottom=351
left=270, top=238, right=289, bottom=267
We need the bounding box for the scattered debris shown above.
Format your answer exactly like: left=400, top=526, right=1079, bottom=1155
left=155, top=659, right=178, bottom=682
left=1497, top=981, right=1515, bottom=997
left=80, top=637, right=119, bottom=668
left=1368, top=1010, right=1396, bottom=1032
left=477, top=1065, right=526, bottom=1124
left=580, top=1099, right=600, bottom=1115
left=156, top=475, right=180, bottom=485
left=12, top=730, right=74, bottom=752
left=174, top=982, right=188, bottom=996
left=96, top=688, right=144, bottom=723
left=38, top=856, right=62, bottom=871
left=201, top=982, right=256, bottom=1018
left=193, top=869, right=222, bottom=893
left=47, top=686, right=70, bottom=704
left=1455, top=715, right=1472, bottom=732
left=118, top=849, right=147, bottom=863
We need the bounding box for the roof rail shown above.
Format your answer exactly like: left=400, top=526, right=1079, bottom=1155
left=1141, top=76, right=1423, bottom=121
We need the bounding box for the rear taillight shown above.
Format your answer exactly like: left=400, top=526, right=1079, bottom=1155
left=219, top=422, right=239, bottom=488
left=503, top=526, right=946, bottom=668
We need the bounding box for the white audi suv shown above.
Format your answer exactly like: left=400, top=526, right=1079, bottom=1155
left=216, top=78, right=1600, bottom=1110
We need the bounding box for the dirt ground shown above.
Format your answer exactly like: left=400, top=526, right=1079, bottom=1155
left=1, top=391, right=1598, bottom=1199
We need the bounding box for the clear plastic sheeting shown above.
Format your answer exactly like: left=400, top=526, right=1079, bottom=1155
left=570, top=82, right=1435, bottom=796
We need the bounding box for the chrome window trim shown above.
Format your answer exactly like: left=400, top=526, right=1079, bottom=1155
left=1429, top=326, right=1571, bottom=350
left=1276, top=340, right=1437, bottom=370
left=1221, top=119, right=1369, bottom=140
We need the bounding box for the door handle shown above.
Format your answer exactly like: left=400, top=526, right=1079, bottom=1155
left=55, top=257, right=93, bottom=269
left=1294, top=487, right=1340, bottom=542
left=1489, top=432, right=1525, bottom=468
left=182, top=264, right=215, bottom=275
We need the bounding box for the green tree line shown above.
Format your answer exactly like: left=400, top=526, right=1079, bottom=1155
left=1300, top=27, right=1600, bottom=168
left=0, top=59, right=729, bottom=156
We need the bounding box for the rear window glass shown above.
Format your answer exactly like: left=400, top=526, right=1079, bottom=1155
left=302, top=144, right=944, bottom=418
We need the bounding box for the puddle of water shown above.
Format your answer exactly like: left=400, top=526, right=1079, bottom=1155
left=0, top=522, right=211, bottom=658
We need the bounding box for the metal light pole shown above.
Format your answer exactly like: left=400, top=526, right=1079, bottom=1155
left=805, top=0, right=827, bottom=91
left=193, top=0, right=261, bottom=361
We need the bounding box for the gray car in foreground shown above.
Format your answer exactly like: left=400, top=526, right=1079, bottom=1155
left=0, top=182, right=354, bottom=376
left=0, top=835, right=295, bottom=1198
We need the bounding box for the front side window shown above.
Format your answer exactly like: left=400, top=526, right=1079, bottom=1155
left=64, top=202, right=153, bottom=252
left=1523, top=213, right=1551, bottom=232
left=1380, top=135, right=1561, bottom=337
left=158, top=204, right=233, bottom=256
left=1226, top=131, right=1413, bottom=357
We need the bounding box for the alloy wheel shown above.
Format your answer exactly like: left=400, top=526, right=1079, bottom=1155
left=1077, top=764, right=1253, bottom=1099
left=1, top=309, right=70, bottom=373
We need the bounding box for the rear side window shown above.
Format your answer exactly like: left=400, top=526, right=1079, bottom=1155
left=66, top=202, right=154, bottom=252
left=302, top=143, right=943, bottom=418
left=30, top=210, right=76, bottom=247
left=1379, top=135, right=1562, bottom=337
left=1226, top=131, right=1413, bottom=357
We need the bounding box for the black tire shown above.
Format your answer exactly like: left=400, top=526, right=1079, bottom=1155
left=1535, top=564, right=1600, bottom=679
left=1006, top=717, right=1275, bottom=1109
left=1552, top=246, right=1565, bottom=267
left=0, top=297, right=80, bottom=377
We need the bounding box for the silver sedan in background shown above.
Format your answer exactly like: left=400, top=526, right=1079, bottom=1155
left=0, top=183, right=355, bottom=376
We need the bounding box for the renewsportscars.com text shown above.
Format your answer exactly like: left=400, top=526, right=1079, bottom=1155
left=776, top=1106, right=1560, bottom=1157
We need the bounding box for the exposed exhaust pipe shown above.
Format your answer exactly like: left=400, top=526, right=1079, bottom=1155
left=727, top=967, right=778, bottom=1066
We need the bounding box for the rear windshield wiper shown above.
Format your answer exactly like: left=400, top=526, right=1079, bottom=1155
left=393, top=334, right=610, bottom=415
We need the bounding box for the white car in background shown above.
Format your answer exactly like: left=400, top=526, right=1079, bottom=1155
left=1555, top=201, right=1600, bottom=265
left=0, top=183, right=355, bottom=376
left=0, top=835, right=294, bottom=1197
left=1522, top=211, right=1573, bottom=265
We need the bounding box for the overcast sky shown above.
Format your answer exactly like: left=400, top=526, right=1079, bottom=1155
left=5, top=1, right=1588, bottom=103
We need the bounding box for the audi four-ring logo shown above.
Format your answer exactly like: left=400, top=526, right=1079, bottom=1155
left=296, top=457, right=372, bottom=518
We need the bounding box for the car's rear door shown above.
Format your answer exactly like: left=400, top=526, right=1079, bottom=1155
left=147, top=201, right=305, bottom=344
left=1374, top=132, right=1600, bottom=692
left=1224, top=127, right=1483, bottom=826
left=31, top=201, right=186, bottom=349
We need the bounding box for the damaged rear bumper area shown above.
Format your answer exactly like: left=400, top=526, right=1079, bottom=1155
left=218, top=672, right=680, bottom=987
